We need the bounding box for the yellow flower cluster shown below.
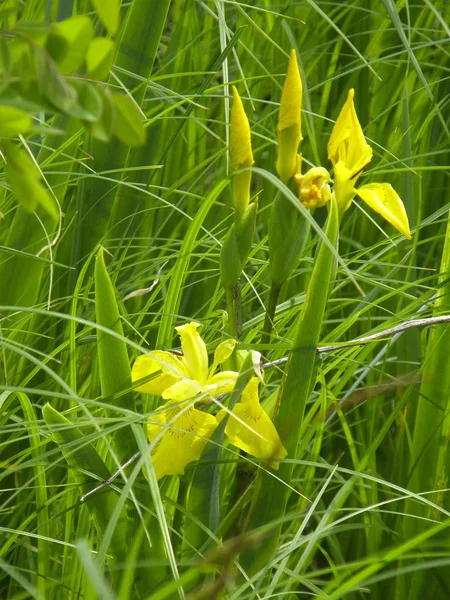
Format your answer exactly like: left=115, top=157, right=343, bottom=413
left=276, top=51, right=411, bottom=238
left=132, top=322, right=286, bottom=479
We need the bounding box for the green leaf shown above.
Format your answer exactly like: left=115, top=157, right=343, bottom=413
left=0, top=37, right=12, bottom=75
left=111, top=92, right=146, bottom=147
left=69, top=80, right=103, bottom=123
left=95, top=248, right=136, bottom=461
left=46, top=15, right=94, bottom=74
left=91, top=0, right=121, bottom=36
left=86, top=37, right=116, bottom=80
left=35, top=49, right=76, bottom=113
left=88, top=86, right=115, bottom=142
left=0, top=105, right=32, bottom=137
left=2, top=141, right=58, bottom=220
left=241, top=196, right=340, bottom=574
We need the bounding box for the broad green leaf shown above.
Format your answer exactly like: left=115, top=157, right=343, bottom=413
left=91, top=0, right=120, bottom=36
left=86, top=37, right=116, bottom=80
left=2, top=141, right=58, bottom=220
left=35, top=49, right=76, bottom=113
left=69, top=80, right=103, bottom=123
left=0, top=106, right=32, bottom=137
left=88, top=86, right=115, bottom=142
left=0, top=37, right=12, bottom=74
left=111, top=93, right=146, bottom=147
left=95, top=248, right=136, bottom=462
left=46, top=15, right=94, bottom=74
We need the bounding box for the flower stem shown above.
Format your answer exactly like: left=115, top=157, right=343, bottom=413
left=262, top=282, right=281, bottom=345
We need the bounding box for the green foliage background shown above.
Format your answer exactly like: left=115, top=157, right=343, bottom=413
left=1, top=0, right=450, bottom=598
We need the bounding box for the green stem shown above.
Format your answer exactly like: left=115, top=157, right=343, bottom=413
left=262, top=283, right=282, bottom=345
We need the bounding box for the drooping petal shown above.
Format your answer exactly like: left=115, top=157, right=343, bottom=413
left=205, top=371, right=238, bottom=396
left=327, top=89, right=372, bottom=178
left=218, top=378, right=287, bottom=469
left=175, top=322, right=209, bottom=385
left=276, top=49, right=303, bottom=183
left=147, top=401, right=218, bottom=479
left=356, top=183, right=412, bottom=239
left=131, top=351, right=187, bottom=395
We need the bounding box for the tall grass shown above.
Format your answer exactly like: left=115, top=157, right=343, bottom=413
left=1, top=0, right=450, bottom=598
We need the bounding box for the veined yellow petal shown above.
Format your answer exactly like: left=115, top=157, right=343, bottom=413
left=131, top=351, right=186, bottom=395
left=276, top=49, right=303, bottom=182
left=205, top=371, right=238, bottom=396
left=356, top=183, right=412, bottom=239
left=219, top=378, right=287, bottom=469
left=327, top=89, right=372, bottom=177
left=175, top=322, right=209, bottom=385
left=147, top=402, right=217, bottom=479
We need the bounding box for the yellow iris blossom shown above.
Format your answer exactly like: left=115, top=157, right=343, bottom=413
left=132, top=323, right=286, bottom=478
left=328, top=89, right=411, bottom=239
left=217, top=377, right=287, bottom=469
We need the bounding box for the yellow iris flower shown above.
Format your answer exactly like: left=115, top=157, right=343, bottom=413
left=328, top=89, right=411, bottom=239
left=217, top=377, right=287, bottom=469
left=132, top=323, right=286, bottom=478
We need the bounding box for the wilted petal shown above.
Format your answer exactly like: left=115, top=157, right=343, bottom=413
left=147, top=401, right=218, bottom=479
left=176, top=322, right=209, bottom=385
left=356, top=183, right=411, bottom=239
left=132, top=351, right=186, bottom=395
left=327, top=89, right=372, bottom=178
left=298, top=166, right=332, bottom=209
left=218, top=378, right=287, bottom=469
left=205, top=371, right=238, bottom=396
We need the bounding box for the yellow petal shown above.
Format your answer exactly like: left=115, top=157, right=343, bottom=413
left=205, top=371, right=238, bottom=396
left=333, top=160, right=357, bottom=213
left=131, top=351, right=186, bottom=395
left=327, top=89, right=372, bottom=177
left=276, top=49, right=303, bottom=182
left=214, top=338, right=236, bottom=366
left=298, top=166, right=331, bottom=209
left=356, top=183, right=412, bottom=239
left=162, top=379, right=203, bottom=401
left=220, top=378, right=287, bottom=469
left=147, top=402, right=218, bottom=479
left=230, top=86, right=254, bottom=215
left=175, top=322, right=209, bottom=385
